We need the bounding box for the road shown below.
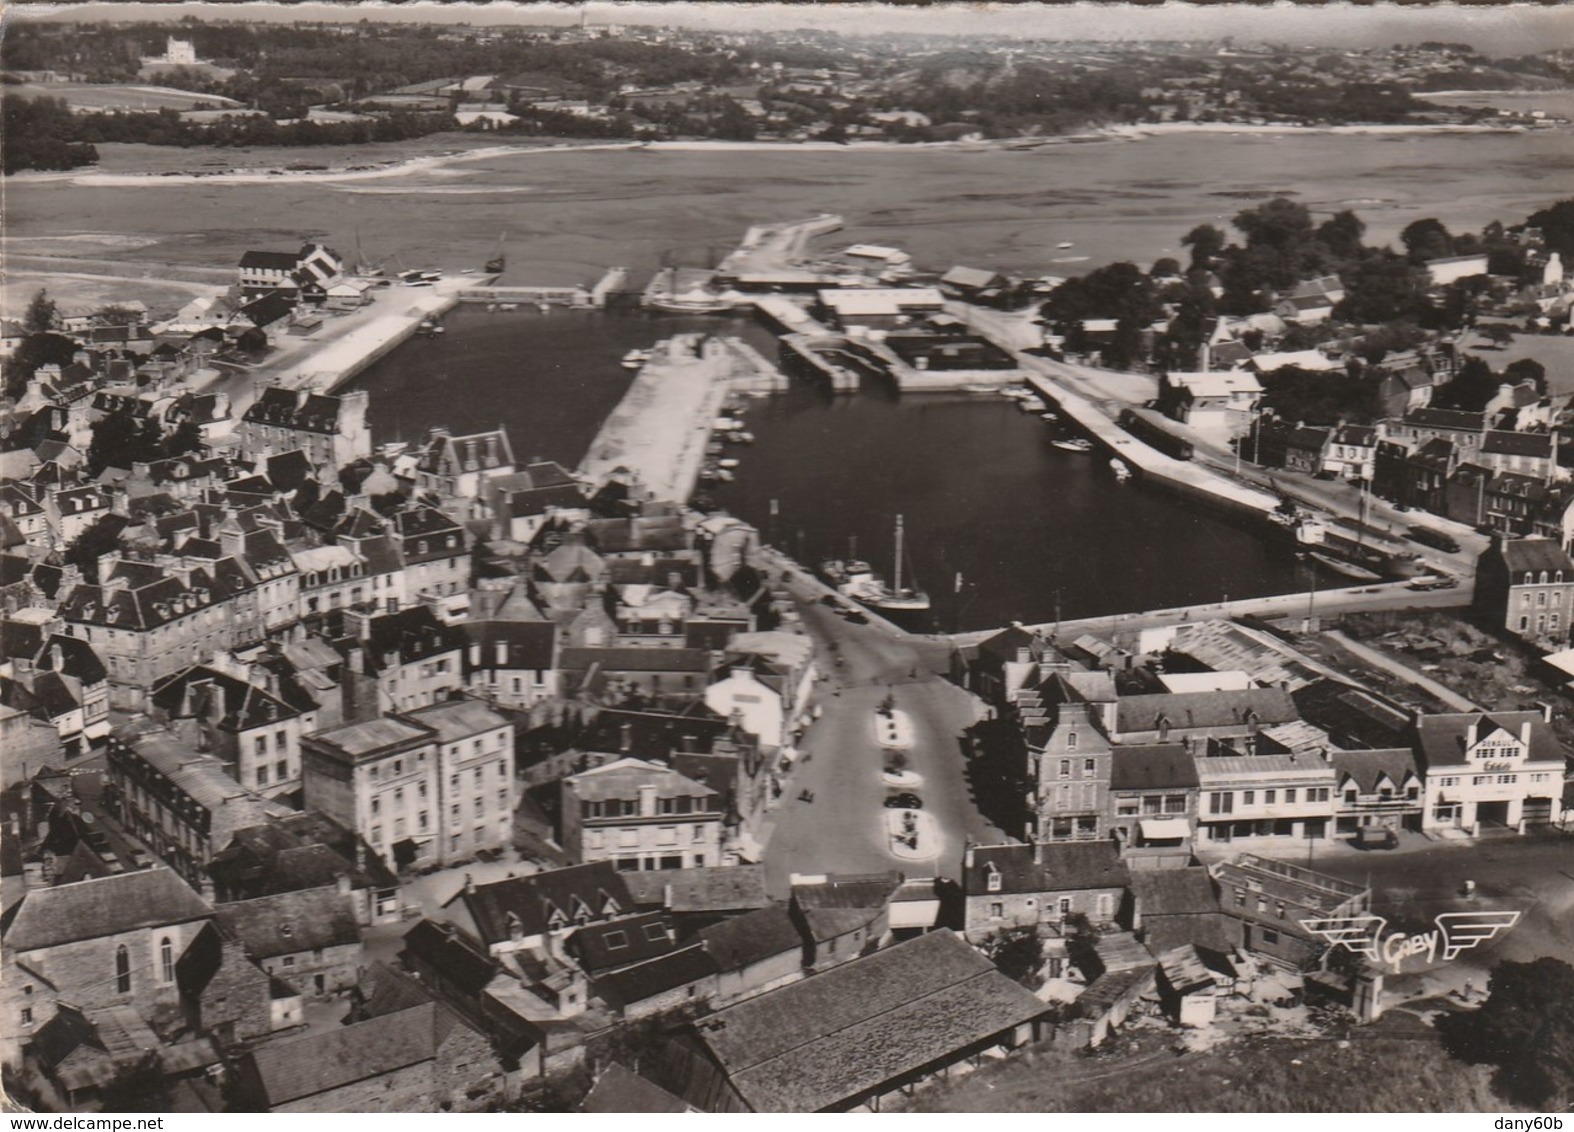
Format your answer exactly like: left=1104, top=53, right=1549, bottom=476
left=762, top=571, right=1006, bottom=896
left=1323, top=629, right=1482, bottom=710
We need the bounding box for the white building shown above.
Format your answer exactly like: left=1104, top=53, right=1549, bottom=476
left=1415, top=710, right=1566, bottom=834
left=560, top=758, right=724, bottom=872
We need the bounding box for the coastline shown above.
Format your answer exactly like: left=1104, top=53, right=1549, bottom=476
left=10, top=118, right=1544, bottom=190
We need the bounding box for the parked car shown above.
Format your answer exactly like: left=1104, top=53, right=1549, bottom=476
left=840, top=608, right=869, bottom=624
left=128, top=848, right=153, bottom=869
left=884, top=792, right=923, bottom=810
left=1353, top=827, right=1398, bottom=850
left=819, top=594, right=840, bottom=607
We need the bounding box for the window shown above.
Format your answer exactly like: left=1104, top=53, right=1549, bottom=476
left=1164, top=794, right=1187, bottom=814
left=1084, top=758, right=1095, bottom=774
left=276, top=759, right=288, bottom=781
left=1058, top=759, right=1070, bottom=780
left=419, top=810, right=429, bottom=831
left=1261, top=928, right=1280, bottom=946
left=276, top=729, right=288, bottom=751
left=1264, top=790, right=1276, bottom=804
left=603, top=931, right=628, bottom=950
left=281, top=955, right=296, bottom=969
left=372, top=797, right=381, bottom=817
left=116, top=945, right=131, bottom=994
left=1058, top=897, right=1073, bottom=915
left=1210, top=792, right=1234, bottom=815
left=160, top=937, right=174, bottom=984
left=254, top=736, right=267, bottom=757
left=657, top=826, right=678, bottom=845
left=1285, top=788, right=1296, bottom=804
left=989, top=902, right=1004, bottom=919
left=1066, top=731, right=1078, bottom=751
left=1243, top=791, right=1255, bottom=805
left=371, top=824, right=382, bottom=845
left=257, top=764, right=270, bottom=787
left=692, top=824, right=705, bottom=842
left=498, top=789, right=508, bottom=811
left=20, top=1008, right=32, bottom=1028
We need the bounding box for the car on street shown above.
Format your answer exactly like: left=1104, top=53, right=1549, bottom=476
left=839, top=608, right=869, bottom=624
left=1406, top=574, right=1458, bottom=591
left=884, top=792, right=923, bottom=809
left=128, top=847, right=153, bottom=869
left=819, top=594, right=840, bottom=607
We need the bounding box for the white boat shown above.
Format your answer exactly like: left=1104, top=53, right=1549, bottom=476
left=1057, top=241, right=1075, bottom=250
left=961, top=382, right=999, bottom=394
left=999, top=386, right=1033, bottom=400
left=497, top=302, right=519, bottom=311
left=1053, top=438, right=1094, bottom=453
left=1016, top=399, right=1043, bottom=413
left=717, top=458, right=740, bottom=470
left=712, top=468, right=735, bottom=483
left=1110, top=460, right=1132, bottom=481
left=622, top=349, right=651, bottom=369
left=1040, top=412, right=1059, bottom=422
left=727, top=431, right=755, bottom=445
left=713, top=417, right=744, bottom=431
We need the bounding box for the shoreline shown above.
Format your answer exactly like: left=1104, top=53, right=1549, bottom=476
left=10, top=118, right=1545, bottom=189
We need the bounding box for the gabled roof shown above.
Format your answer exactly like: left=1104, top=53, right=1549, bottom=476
left=3, top=867, right=211, bottom=951
left=594, top=943, right=719, bottom=1008
left=215, top=888, right=359, bottom=959
left=239, top=250, right=300, bottom=271
left=445, top=861, right=633, bottom=946
left=565, top=757, right=717, bottom=804
left=568, top=911, right=676, bottom=973
left=1129, top=868, right=1219, bottom=918
left=689, top=930, right=1045, bottom=1113
left=1115, top=687, right=1298, bottom=735
left=964, top=841, right=1128, bottom=897
left=1291, top=679, right=1413, bottom=750
left=150, top=665, right=301, bottom=731
left=1482, top=430, right=1552, bottom=458
left=1331, top=748, right=1419, bottom=794
left=1414, top=710, right=1566, bottom=770
left=581, top=1063, right=690, bottom=1114
left=789, top=872, right=901, bottom=944
left=1491, top=537, right=1574, bottom=576
left=698, top=903, right=802, bottom=971
left=1405, top=407, right=1485, bottom=431
left=401, top=918, right=499, bottom=997
left=1109, top=744, right=1199, bottom=791
left=622, top=864, right=769, bottom=914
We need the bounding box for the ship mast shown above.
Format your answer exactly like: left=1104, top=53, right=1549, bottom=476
left=893, top=514, right=905, bottom=594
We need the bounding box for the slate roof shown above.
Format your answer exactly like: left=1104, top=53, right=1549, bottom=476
left=622, top=864, right=769, bottom=914
left=581, top=1063, right=690, bottom=1114
left=446, top=861, right=632, bottom=946
left=594, top=943, right=719, bottom=1008
left=307, top=716, right=431, bottom=763
left=241, top=1001, right=455, bottom=1107
left=215, top=888, right=359, bottom=959
left=689, top=930, right=1045, bottom=1112
left=574, top=705, right=732, bottom=761
left=1331, top=748, right=1420, bottom=794
left=964, top=841, right=1129, bottom=897
left=151, top=665, right=301, bottom=731
left=238, top=290, right=295, bottom=329
left=1493, top=537, right=1574, bottom=576
left=1405, top=408, right=1486, bottom=432
left=401, top=919, right=499, bottom=997
left=1414, top=711, right=1566, bottom=770
left=1109, top=744, right=1199, bottom=791
left=1482, top=430, right=1552, bottom=458
left=790, top=873, right=901, bottom=944
left=559, top=646, right=713, bottom=673
left=569, top=911, right=677, bottom=973
left=698, top=904, right=802, bottom=971
left=239, top=250, right=299, bottom=271
left=243, top=387, right=346, bottom=434
left=461, top=619, right=556, bottom=670
left=399, top=698, right=510, bottom=743
left=3, top=867, right=211, bottom=951
left=1115, top=687, right=1298, bottom=735
left=1129, top=868, right=1219, bottom=918
left=57, top=561, right=237, bottom=632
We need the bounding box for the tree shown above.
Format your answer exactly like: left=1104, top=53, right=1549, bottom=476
left=1315, top=209, right=1367, bottom=261
left=1477, top=323, right=1515, bottom=348
left=981, top=928, right=1044, bottom=988
left=1438, top=957, right=1574, bottom=1109
left=161, top=419, right=204, bottom=460
left=1525, top=197, right=1574, bottom=260
left=86, top=411, right=159, bottom=476
left=1432, top=355, right=1499, bottom=411
left=63, top=513, right=127, bottom=572
left=1181, top=223, right=1226, bottom=272
left=1149, top=256, right=1181, bottom=279
left=23, top=289, right=57, bottom=335
left=3, top=331, right=78, bottom=400
left=1338, top=249, right=1431, bottom=324
left=1400, top=217, right=1454, bottom=264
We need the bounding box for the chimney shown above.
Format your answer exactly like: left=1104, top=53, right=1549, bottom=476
left=336, top=871, right=352, bottom=896
left=464, top=872, right=476, bottom=895
left=1466, top=717, right=1479, bottom=749
left=1033, top=840, right=1043, bottom=865
left=355, top=839, right=367, bottom=873
left=1519, top=720, right=1533, bottom=747
left=963, top=840, right=975, bottom=870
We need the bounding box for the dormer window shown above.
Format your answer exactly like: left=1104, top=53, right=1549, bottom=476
left=985, top=862, right=1002, bottom=893
left=1540, top=571, right=1549, bottom=585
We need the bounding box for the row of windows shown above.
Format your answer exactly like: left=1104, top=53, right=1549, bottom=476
left=1208, top=787, right=1331, bottom=814
left=1056, top=757, right=1098, bottom=779
left=586, top=824, right=710, bottom=849
left=111, top=938, right=176, bottom=997
left=583, top=796, right=713, bottom=818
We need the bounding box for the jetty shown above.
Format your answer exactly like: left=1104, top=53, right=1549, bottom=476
left=579, top=334, right=786, bottom=501
left=457, top=267, right=630, bottom=309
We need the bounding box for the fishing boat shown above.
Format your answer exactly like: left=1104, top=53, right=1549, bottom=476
left=498, top=302, right=519, bottom=311
left=1040, top=412, right=1059, bottom=422
left=726, top=431, right=755, bottom=445
left=1016, top=398, right=1043, bottom=413
left=999, top=386, right=1033, bottom=400
left=1053, top=437, right=1094, bottom=453
left=1110, top=459, right=1132, bottom=482
left=399, top=270, right=439, bottom=287
left=717, top=457, right=740, bottom=469
left=1305, top=551, right=1382, bottom=582
left=416, top=318, right=445, bottom=337
left=622, top=349, right=651, bottom=369
left=1057, top=241, right=1075, bottom=249
left=712, top=468, right=735, bottom=483
left=713, top=417, right=744, bottom=432
left=961, top=382, right=999, bottom=394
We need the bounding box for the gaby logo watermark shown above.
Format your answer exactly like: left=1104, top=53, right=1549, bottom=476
left=1300, top=911, right=1521, bottom=974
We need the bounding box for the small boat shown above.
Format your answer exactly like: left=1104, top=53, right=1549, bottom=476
left=536, top=301, right=551, bottom=313
left=1016, top=399, right=1043, bottom=413
left=622, top=349, right=651, bottom=369
left=712, top=468, right=736, bottom=483
left=1057, top=241, right=1075, bottom=250
left=1040, top=412, right=1059, bottom=422
left=416, top=318, right=444, bottom=337
left=999, top=386, right=1033, bottom=400
left=1110, top=460, right=1132, bottom=481
left=745, top=390, right=773, bottom=399
left=1306, top=551, right=1382, bottom=582
left=398, top=268, right=441, bottom=286
left=727, top=431, right=755, bottom=445
left=705, top=442, right=725, bottom=457
left=497, top=302, right=519, bottom=311
left=961, top=382, right=998, bottom=395
left=713, top=417, right=744, bottom=431
left=717, top=457, right=740, bottom=469
left=1053, top=438, right=1094, bottom=453
left=486, top=303, right=498, bottom=312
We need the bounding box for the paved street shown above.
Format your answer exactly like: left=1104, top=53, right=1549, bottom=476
left=762, top=571, right=1006, bottom=897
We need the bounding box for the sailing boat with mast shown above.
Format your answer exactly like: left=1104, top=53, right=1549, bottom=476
left=873, top=514, right=930, bottom=611
left=824, top=516, right=931, bottom=612
left=484, top=232, right=507, bottom=275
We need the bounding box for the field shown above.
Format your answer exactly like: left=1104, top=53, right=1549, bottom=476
left=1462, top=328, right=1574, bottom=396
left=4, top=82, right=241, bottom=112
left=904, top=1023, right=1513, bottom=1113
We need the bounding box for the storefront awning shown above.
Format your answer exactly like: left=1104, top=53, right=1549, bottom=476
left=1139, top=818, right=1191, bottom=841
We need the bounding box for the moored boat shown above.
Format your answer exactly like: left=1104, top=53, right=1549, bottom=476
left=1053, top=437, right=1094, bottom=453
left=622, top=349, right=651, bottom=369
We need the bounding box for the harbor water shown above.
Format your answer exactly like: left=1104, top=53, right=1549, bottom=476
left=352, top=310, right=1319, bottom=631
